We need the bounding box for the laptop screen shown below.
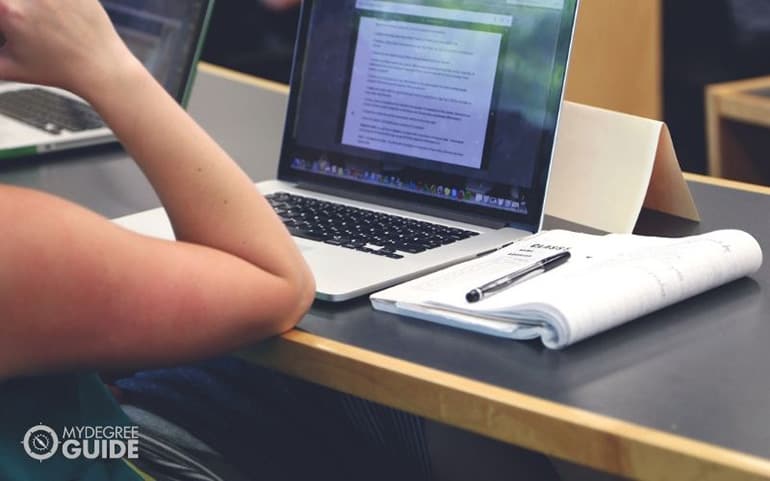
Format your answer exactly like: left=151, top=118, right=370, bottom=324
left=102, top=0, right=212, bottom=105
left=279, top=0, right=578, bottom=231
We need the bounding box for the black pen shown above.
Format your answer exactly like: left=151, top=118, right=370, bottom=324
left=465, top=250, right=571, bottom=303
left=475, top=241, right=515, bottom=258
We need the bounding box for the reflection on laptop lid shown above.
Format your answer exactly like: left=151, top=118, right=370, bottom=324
left=0, top=0, right=214, bottom=160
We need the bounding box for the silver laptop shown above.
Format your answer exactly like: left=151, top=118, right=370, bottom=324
left=116, top=0, right=579, bottom=302
left=0, top=0, right=213, bottom=161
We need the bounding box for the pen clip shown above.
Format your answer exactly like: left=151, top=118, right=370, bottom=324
left=476, top=241, right=516, bottom=258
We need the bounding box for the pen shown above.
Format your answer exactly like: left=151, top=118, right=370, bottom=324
left=465, top=250, right=571, bottom=303
left=475, top=241, right=515, bottom=258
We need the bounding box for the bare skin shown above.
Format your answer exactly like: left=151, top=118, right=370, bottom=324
left=260, top=0, right=302, bottom=12
left=0, top=0, right=315, bottom=379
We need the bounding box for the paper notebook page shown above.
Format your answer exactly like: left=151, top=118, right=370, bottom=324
left=423, top=234, right=652, bottom=344
left=425, top=230, right=762, bottom=348
left=520, top=230, right=763, bottom=347
left=392, top=301, right=545, bottom=339
left=373, top=230, right=598, bottom=306
left=373, top=229, right=763, bottom=349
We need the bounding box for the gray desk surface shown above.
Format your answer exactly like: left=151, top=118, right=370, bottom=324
left=2, top=64, right=768, bottom=481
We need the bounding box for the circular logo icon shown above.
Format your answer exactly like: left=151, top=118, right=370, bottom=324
left=22, top=424, right=59, bottom=462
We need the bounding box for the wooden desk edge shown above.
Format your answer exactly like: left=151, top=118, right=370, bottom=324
left=711, top=92, right=770, bottom=129
left=198, top=62, right=770, bottom=480
left=240, top=331, right=770, bottom=481
left=198, top=62, right=289, bottom=95
left=706, top=76, right=770, bottom=96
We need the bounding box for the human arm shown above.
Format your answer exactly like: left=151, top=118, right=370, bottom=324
left=0, top=0, right=315, bottom=379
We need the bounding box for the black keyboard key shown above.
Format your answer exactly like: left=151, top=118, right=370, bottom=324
left=266, top=192, right=479, bottom=259
left=0, top=88, right=105, bottom=134
left=287, top=226, right=328, bottom=242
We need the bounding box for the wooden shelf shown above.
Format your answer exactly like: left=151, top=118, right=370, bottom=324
left=706, top=76, right=770, bottom=185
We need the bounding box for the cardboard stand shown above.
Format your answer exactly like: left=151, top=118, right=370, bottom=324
left=546, top=101, right=700, bottom=233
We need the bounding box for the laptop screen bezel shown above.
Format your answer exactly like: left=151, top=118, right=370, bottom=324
left=103, top=0, right=214, bottom=106
left=153, top=0, right=214, bottom=107
left=277, top=0, right=579, bottom=231
left=175, top=0, right=215, bottom=107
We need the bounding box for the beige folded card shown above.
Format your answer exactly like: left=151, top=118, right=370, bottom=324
left=546, top=101, right=700, bottom=233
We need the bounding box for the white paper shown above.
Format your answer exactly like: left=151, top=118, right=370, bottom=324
left=371, top=229, right=763, bottom=348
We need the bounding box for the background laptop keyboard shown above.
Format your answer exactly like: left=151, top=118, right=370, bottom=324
left=266, top=192, right=478, bottom=259
left=0, top=88, right=105, bottom=134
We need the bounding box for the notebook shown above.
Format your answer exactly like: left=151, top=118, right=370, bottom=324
left=370, top=229, right=763, bottom=348
left=115, top=0, right=580, bottom=302
left=0, top=0, right=213, bottom=160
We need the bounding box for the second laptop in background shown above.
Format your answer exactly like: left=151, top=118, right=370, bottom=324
left=0, top=0, right=213, bottom=160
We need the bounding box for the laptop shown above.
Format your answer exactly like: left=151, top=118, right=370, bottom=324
left=0, top=0, right=213, bottom=160
left=116, top=0, right=580, bottom=302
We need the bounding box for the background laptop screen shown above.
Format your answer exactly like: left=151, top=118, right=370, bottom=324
left=280, top=0, right=578, bottom=230
left=102, top=0, right=211, bottom=104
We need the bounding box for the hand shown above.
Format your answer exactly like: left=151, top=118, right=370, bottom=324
left=259, top=0, right=301, bottom=12
left=0, top=0, right=137, bottom=97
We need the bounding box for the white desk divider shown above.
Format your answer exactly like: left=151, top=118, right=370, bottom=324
left=547, top=101, right=700, bottom=233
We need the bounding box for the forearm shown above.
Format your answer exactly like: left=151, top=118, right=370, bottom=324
left=0, top=0, right=316, bottom=380
left=79, top=59, right=308, bottom=283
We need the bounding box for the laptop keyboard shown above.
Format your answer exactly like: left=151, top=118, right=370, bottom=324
left=266, top=192, right=479, bottom=259
left=0, top=88, right=105, bottom=134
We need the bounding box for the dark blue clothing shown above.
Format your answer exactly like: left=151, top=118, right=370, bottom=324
left=116, top=357, right=432, bottom=481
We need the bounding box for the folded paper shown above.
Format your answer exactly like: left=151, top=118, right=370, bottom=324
left=546, top=101, right=700, bottom=233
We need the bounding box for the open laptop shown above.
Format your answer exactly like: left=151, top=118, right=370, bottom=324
left=116, top=0, right=579, bottom=302
left=0, top=0, right=213, bottom=160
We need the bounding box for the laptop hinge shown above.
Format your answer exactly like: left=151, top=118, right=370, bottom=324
left=294, top=182, right=509, bottom=229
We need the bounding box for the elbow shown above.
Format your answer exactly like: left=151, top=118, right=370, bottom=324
left=289, top=266, right=316, bottom=329
left=270, top=265, right=316, bottom=335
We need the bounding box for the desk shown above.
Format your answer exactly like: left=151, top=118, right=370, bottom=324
left=707, top=76, right=770, bottom=185
left=2, top=63, right=769, bottom=481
